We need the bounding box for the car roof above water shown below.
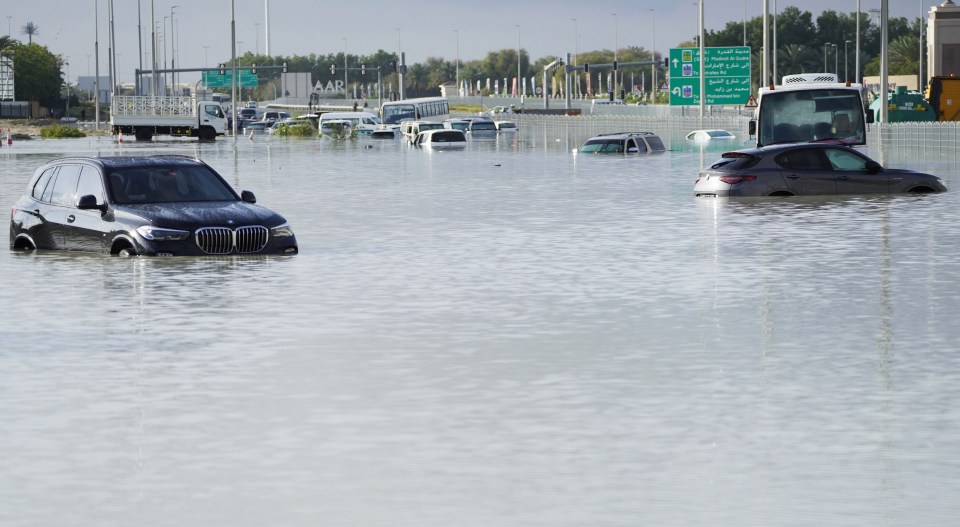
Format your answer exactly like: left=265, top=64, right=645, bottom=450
left=41, top=155, right=204, bottom=170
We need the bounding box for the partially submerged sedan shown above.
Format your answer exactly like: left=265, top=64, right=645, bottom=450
left=10, top=155, right=298, bottom=256
left=694, top=143, right=947, bottom=197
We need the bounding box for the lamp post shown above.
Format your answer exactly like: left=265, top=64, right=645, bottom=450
left=515, top=24, right=520, bottom=99
left=170, top=5, right=178, bottom=94
left=6, top=16, right=10, bottom=37
left=254, top=22, right=259, bottom=56
left=650, top=9, right=656, bottom=103
left=856, top=0, right=861, bottom=83
left=844, top=40, right=851, bottom=82
left=831, top=44, right=840, bottom=77
left=824, top=42, right=831, bottom=72
left=570, top=18, right=577, bottom=98
left=343, top=37, right=348, bottom=100
left=453, top=29, right=459, bottom=96
left=611, top=13, right=618, bottom=98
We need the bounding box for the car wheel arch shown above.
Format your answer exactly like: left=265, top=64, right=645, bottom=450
left=110, top=234, right=138, bottom=256
left=12, top=233, right=37, bottom=251
left=767, top=190, right=796, bottom=197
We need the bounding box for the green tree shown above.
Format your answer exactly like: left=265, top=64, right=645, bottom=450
left=0, top=35, right=18, bottom=51
left=11, top=42, right=63, bottom=107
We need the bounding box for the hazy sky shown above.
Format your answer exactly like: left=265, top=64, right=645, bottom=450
left=4, top=1, right=930, bottom=83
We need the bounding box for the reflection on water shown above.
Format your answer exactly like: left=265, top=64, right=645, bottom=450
left=2, top=128, right=959, bottom=526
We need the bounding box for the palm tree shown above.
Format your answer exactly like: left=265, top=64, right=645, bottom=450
left=778, top=44, right=817, bottom=77
left=21, top=22, right=39, bottom=44
left=0, top=35, right=17, bottom=52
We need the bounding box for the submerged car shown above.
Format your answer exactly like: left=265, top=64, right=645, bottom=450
left=10, top=155, right=298, bottom=256
left=685, top=129, right=736, bottom=142
left=412, top=129, right=467, bottom=149
left=578, top=132, right=666, bottom=154
left=694, top=143, right=947, bottom=197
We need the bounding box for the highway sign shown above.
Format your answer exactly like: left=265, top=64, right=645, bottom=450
left=668, top=46, right=751, bottom=106
left=203, top=69, right=258, bottom=88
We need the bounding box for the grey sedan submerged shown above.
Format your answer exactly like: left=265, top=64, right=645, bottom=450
left=694, top=143, right=947, bottom=197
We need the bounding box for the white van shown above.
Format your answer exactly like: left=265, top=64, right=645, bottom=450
left=400, top=120, right=446, bottom=141
left=317, top=111, right=382, bottom=135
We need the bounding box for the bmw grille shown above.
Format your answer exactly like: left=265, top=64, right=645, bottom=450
left=195, top=226, right=269, bottom=254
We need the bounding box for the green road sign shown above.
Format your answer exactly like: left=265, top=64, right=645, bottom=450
left=668, top=46, right=751, bottom=106
left=202, top=69, right=258, bottom=88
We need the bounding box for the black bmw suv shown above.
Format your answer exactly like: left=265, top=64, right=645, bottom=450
left=10, top=155, right=298, bottom=256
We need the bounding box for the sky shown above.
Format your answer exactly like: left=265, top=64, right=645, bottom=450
left=4, top=1, right=932, bottom=84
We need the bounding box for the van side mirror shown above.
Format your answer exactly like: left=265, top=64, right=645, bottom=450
left=748, top=120, right=757, bottom=137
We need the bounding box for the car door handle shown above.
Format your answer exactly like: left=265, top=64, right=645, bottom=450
left=787, top=174, right=799, bottom=179
left=67, top=214, right=76, bottom=223
left=838, top=175, right=851, bottom=180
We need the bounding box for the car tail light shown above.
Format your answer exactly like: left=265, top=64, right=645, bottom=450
left=719, top=175, right=757, bottom=185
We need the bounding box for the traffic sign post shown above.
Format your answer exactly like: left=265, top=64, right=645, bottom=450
left=668, top=46, right=751, bottom=106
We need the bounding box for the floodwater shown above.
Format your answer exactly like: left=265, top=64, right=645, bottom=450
left=2, top=125, right=959, bottom=527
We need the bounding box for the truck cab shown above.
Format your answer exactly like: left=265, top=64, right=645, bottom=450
left=749, top=73, right=874, bottom=147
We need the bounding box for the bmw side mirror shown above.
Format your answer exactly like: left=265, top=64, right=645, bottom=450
left=241, top=190, right=257, bottom=203
left=865, top=108, right=875, bottom=124
left=748, top=120, right=757, bottom=137
left=76, top=194, right=106, bottom=213
left=865, top=160, right=882, bottom=174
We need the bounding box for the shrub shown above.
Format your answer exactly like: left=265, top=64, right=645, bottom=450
left=40, top=124, right=86, bottom=138
left=273, top=122, right=316, bottom=137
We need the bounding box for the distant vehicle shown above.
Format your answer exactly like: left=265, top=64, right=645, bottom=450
left=686, top=129, right=736, bottom=141
left=480, top=105, right=513, bottom=118
left=317, top=111, right=382, bottom=134
left=400, top=120, right=446, bottom=141
left=258, top=110, right=291, bottom=125
left=443, top=118, right=471, bottom=132
left=245, top=121, right=269, bottom=133
left=466, top=119, right=497, bottom=134
left=111, top=95, right=226, bottom=142
left=370, top=128, right=399, bottom=139
left=319, top=119, right=353, bottom=137
left=591, top=99, right=625, bottom=111
left=10, top=155, right=298, bottom=256
left=380, top=97, right=450, bottom=125
left=693, top=143, right=947, bottom=197
left=412, top=129, right=467, bottom=149
left=495, top=120, right=518, bottom=132
left=578, top=132, right=666, bottom=154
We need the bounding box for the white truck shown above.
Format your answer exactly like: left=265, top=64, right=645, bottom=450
left=110, top=95, right=227, bottom=142
left=749, top=73, right=874, bottom=147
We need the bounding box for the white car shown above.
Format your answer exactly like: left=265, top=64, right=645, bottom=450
left=412, top=129, right=467, bottom=149
left=495, top=120, right=518, bottom=132
left=685, top=129, right=736, bottom=142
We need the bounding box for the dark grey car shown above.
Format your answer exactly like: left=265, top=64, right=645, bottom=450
left=694, top=143, right=947, bottom=197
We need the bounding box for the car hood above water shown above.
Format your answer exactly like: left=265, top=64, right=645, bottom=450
left=116, top=201, right=285, bottom=230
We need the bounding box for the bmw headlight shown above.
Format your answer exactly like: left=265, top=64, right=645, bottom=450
left=136, top=225, right=190, bottom=241
left=270, top=222, right=295, bottom=238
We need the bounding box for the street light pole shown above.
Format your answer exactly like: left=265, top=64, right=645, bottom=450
left=824, top=42, right=831, bottom=72
left=453, top=29, right=459, bottom=96
left=844, top=40, right=851, bottom=82
left=650, top=9, right=656, bottom=103
left=343, top=37, right=348, bottom=101
left=611, top=13, right=618, bottom=99
left=570, top=18, right=578, bottom=98
left=170, top=5, right=178, bottom=94
left=515, top=24, right=521, bottom=99
left=833, top=43, right=838, bottom=76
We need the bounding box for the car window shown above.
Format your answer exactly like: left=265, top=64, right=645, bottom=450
left=107, top=165, right=238, bottom=204
left=645, top=136, right=666, bottom=152
left=823, top=148, right=869, bottom=171
left=75, top=166, right=105, bottom=204
left=204, top=104, right=224, bottom=118
left=50, top=164, right=82, bottom=206
left=711, top=153, right=760, bottom=170
left=776, top=149, right=827, bottom=171
left=32, top=168, right=56, bottom=200
left=581, top=139, right=624, bottom=153
left=628, top=139, right=646, bottom=153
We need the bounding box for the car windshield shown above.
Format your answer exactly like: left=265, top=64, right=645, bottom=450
left=581, top=139, right=625, bottom=153
left=107, top=165, right=238, bottom=204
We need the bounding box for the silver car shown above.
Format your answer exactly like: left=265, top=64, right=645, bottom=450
left=694, top=143, right=947, bottom=197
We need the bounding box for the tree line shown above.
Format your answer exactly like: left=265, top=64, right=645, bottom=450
left=0, top=8, right=927, bottom=110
